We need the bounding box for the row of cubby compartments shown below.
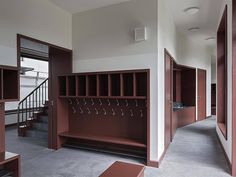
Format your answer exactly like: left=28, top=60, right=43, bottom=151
left=0, top=68, right=18, bottom=101
left=59, top=72, right=148, bottom=97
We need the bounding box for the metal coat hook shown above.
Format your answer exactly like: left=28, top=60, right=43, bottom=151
left=91, top=99, right=94, bottom=105
left=103, top=108, right=107, bottom=115
left=95, top=108, right=99, bottom=115
left=125, top=100, right=129, bottom=107
left=107, top=99, right=111, bottom=106
left=68, top=99, right=73, bottom=105
left=112, top=108, right=115, bottom=116
left=72, top=106, right=76, bottom=114
left=83, top=98, right=87, bottom=105
left=99, top=99, right=102, bottom=106
left=79, top=107, right=83, bottom=114
left=135, top=100, right=138, bottom=107
left=116, top=99, right=120, bottom=106
left=121, top=109, right=124, bottom=117
left=140, top=110, right=143, bottom=118
left=130, top=109, right=134, bottom=117
left=87, top=107, right=91, bottom=114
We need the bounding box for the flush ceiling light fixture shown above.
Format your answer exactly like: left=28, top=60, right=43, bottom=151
left=188, top=27, right=200, bottom=32
left=205, top=37, right=216, bottom=41
left=184, top=7, right=200, bottom=15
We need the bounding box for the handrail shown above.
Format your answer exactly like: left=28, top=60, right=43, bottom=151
left=17, top=78, right=48, bottom=135
left=18, top=79, right=48, bottom=105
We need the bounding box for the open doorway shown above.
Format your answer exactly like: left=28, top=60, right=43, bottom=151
left=16, top=38, right=49, bottom=147
left=19, top=57, right=49, bottom=146
left=15, top=34, right=72, bottom=149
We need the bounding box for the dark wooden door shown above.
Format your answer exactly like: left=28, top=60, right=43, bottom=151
left=48, top=47, right=72, bottom=149
left=165, top=50, right=173, bottom=148
left=197, top=69, right=206, bottom=121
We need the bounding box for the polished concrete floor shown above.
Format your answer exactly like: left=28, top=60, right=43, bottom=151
left=6, top=117, right=231, bottom=177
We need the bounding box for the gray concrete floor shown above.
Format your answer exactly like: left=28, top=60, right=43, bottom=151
left=6, top=117, right=231, bottom=177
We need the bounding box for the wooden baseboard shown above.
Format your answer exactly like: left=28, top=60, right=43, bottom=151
left=147, top=147, right=168, bottom=168
left=147, top=160, right=158, bottom=168
left=216, top=132, right=232, bottom=172
left=157, top=148, right=168, bottom=167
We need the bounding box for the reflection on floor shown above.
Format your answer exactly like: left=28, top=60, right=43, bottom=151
left=6, top=117, right=230, bottom=177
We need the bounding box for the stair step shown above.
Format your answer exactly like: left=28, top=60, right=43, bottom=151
left=26, top=129, right=48, bottom=139
left=33, top=122, right=48, bottom=131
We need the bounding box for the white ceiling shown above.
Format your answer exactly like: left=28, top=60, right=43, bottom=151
left=49, top=0, right=223, bottom=49
left=49, top=0, right=130, bottom=14
left=166, top=0, right=224, bottom=47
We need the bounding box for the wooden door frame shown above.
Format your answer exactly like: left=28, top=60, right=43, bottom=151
left=197, top=69, right=207, bottom=121
left=17, top=34, right=72, bottom=149
left=164, top=49, right=173, bottom=147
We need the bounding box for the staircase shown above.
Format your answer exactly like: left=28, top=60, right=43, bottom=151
left=18, top=79, right=49, bottom=144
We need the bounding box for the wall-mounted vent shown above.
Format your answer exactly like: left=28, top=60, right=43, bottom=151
left=134, top=27, right=147, bottom=42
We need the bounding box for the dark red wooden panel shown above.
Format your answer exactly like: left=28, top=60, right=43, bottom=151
left=198, top=69, right=207, bottom=121
left=165, top=50, right=173, bottom=147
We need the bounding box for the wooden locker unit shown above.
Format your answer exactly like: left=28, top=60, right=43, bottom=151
left=0, top=65, right=20, bottom=176
left=57, top=69, right=150, bottom=162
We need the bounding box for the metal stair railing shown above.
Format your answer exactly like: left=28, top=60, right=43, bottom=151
left=17, top=78, right=48, bottom=135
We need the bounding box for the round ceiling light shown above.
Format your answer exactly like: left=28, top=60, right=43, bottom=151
left=188, top=27, right=200, bottom=32
left=184, top=7, right=200, bottom=15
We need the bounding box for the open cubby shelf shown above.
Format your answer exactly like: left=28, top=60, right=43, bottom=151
left=0, top=67, right=19, bottom=102
left=59, top=96, right=147, bottom=99
left=68, top=76, right=76, bottom=96
left=59, top=132, right=146, bottom=149
left=87, top=75, right=97, bottom=96
left=99, top=74, right=109, bottom=96
left=0, top=66, right=20, bottom=177
left=122, top=73, right=134, bottom=96
left=78, top=75, right=87, bottom=96
left=58, top=71, right=148, bottom=99
left=59, top=76, right=67, bottom=96
left=57, top=70, right=149, bottom=160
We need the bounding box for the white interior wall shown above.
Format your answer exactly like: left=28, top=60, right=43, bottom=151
left=72, top=0, right=159, bottom=161
left=216, top=0, right=233, bottom=163
left=157, top=0, right=213, bottom=159
left=0, top=0, right=72, bottom=67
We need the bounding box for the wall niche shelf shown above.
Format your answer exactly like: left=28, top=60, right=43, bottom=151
left=58, top=71, right=148, bottom=99
left=0, top=66, right=19, bottom=102
left=0, top=65, right=20, bottom=176
left=57, top=69, right=150, bottom=161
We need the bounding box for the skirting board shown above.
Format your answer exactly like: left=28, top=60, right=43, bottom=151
left=148, top=147, right=168, bottom=168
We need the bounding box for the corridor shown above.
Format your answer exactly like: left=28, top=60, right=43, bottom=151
left=150, top=117, right=230, bottom=177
